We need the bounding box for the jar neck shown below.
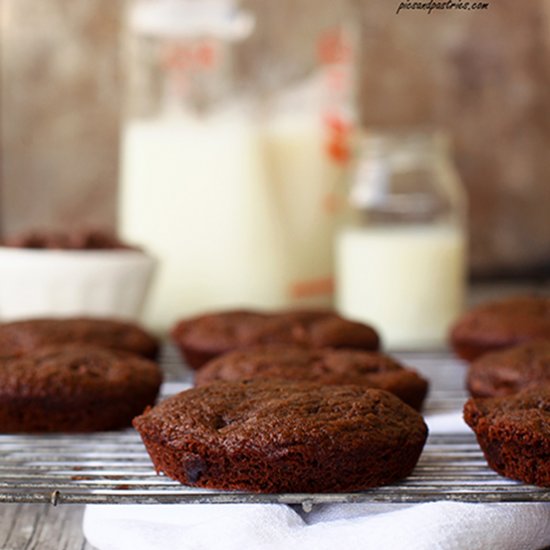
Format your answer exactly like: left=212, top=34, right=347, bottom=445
left=349, top=129, right=464, bottom=226
left=126, top=0, right=255, bottom=118
left=358, top=130, right=450, bottom=168
left=129, top=0, right=254, bottom=41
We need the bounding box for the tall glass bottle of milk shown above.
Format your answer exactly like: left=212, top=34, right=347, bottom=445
left=336, top=130, right=467, bottom=350
left=120, top=0, right=286, bottom=333
left=121, top=0, right=359, bottom=332
left=256, top=3, right=358, bottom=308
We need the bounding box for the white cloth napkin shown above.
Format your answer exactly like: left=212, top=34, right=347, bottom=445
left=83, top=412, right=550, bottom=550
left=84, top=501, right=550, bottom=550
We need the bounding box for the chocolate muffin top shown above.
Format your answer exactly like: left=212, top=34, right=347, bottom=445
left=0, top=345, right=162, bottom=399
left=0, top=317, right=159, bottom=360
left=172, top=310, right=265, bottom=355
left=464, top=388, right=550, bottom=442
left=464, top=388, right=550, bottom=486
left=195, top=346, right=428, bottom=410
left=0, top=344, right=162, bottom=432
left=467, top=341, right=550, bottom=398
left=134, top=380, right=426, bottom=455
left=134, top=380, right=427, bottom=492
left=172, top=309, right=380, bottom=368
left=450, top=296, right=550, bottom=361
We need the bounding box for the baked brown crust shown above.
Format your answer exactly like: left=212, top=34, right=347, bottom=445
left=0, top=317, right=159, bottom=360
left=133, top=380, right=428, bottom=493
left=195, top=346, right=428, bottom=410
left=171, top=310, right=380, bottom=369
left=0, top=345, right=162, bottom=432
left=467, top=341, right=550, bottom=398
left=464, top=389, right=550, bottom=487
left=2, top=228, right=137, bottom=250
left=450, top=296, right=550, bottom=361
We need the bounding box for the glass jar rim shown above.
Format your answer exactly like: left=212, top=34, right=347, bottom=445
left=358, top=127, right=451, bottom=158
left=129, top=0, right=254, bottom=40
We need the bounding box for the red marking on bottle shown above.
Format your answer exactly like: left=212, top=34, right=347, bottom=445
left=326, top=137, right=350, bottom=164
left=317, top=29, right=351, bottom=65
left=195, top=41, right=217, bottom=68
left=323, top=112, right=352, bottom=164
left=161, top=44, right=192, bottom=71
left=290, top=278, right=334, bottom=299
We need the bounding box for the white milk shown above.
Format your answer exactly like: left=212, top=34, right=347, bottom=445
left=119, top=111, right=287, bottom=333
left=263, top=113, right=347, bottom=307
left=336, top=223, right=466, bottom=349
left=120, top=107, right=349, bottom=332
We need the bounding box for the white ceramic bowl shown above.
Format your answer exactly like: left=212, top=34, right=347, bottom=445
left=0, top=247, right=156, bottom=322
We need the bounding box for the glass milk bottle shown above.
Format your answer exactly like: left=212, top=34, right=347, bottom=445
left=258, top=4, right=358, bottom=308
left=336, top=130, right=467, bottom=350
left=119, top=0, right=286, bottom=333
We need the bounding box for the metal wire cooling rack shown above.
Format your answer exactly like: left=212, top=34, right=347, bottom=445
left=0, top=347, right=548, bottom=507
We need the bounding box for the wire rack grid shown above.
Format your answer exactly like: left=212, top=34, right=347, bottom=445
left=0, top=347, right=548, bottom=508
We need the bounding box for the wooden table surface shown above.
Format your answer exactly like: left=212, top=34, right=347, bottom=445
left=1, top=282, right=548, bottom=550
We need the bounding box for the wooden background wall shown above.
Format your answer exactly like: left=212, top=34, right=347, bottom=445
left=1, top=0, right=549, bottom=276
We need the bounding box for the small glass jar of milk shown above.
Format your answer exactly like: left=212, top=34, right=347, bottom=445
left=336, top=130, right=467, bottom=350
